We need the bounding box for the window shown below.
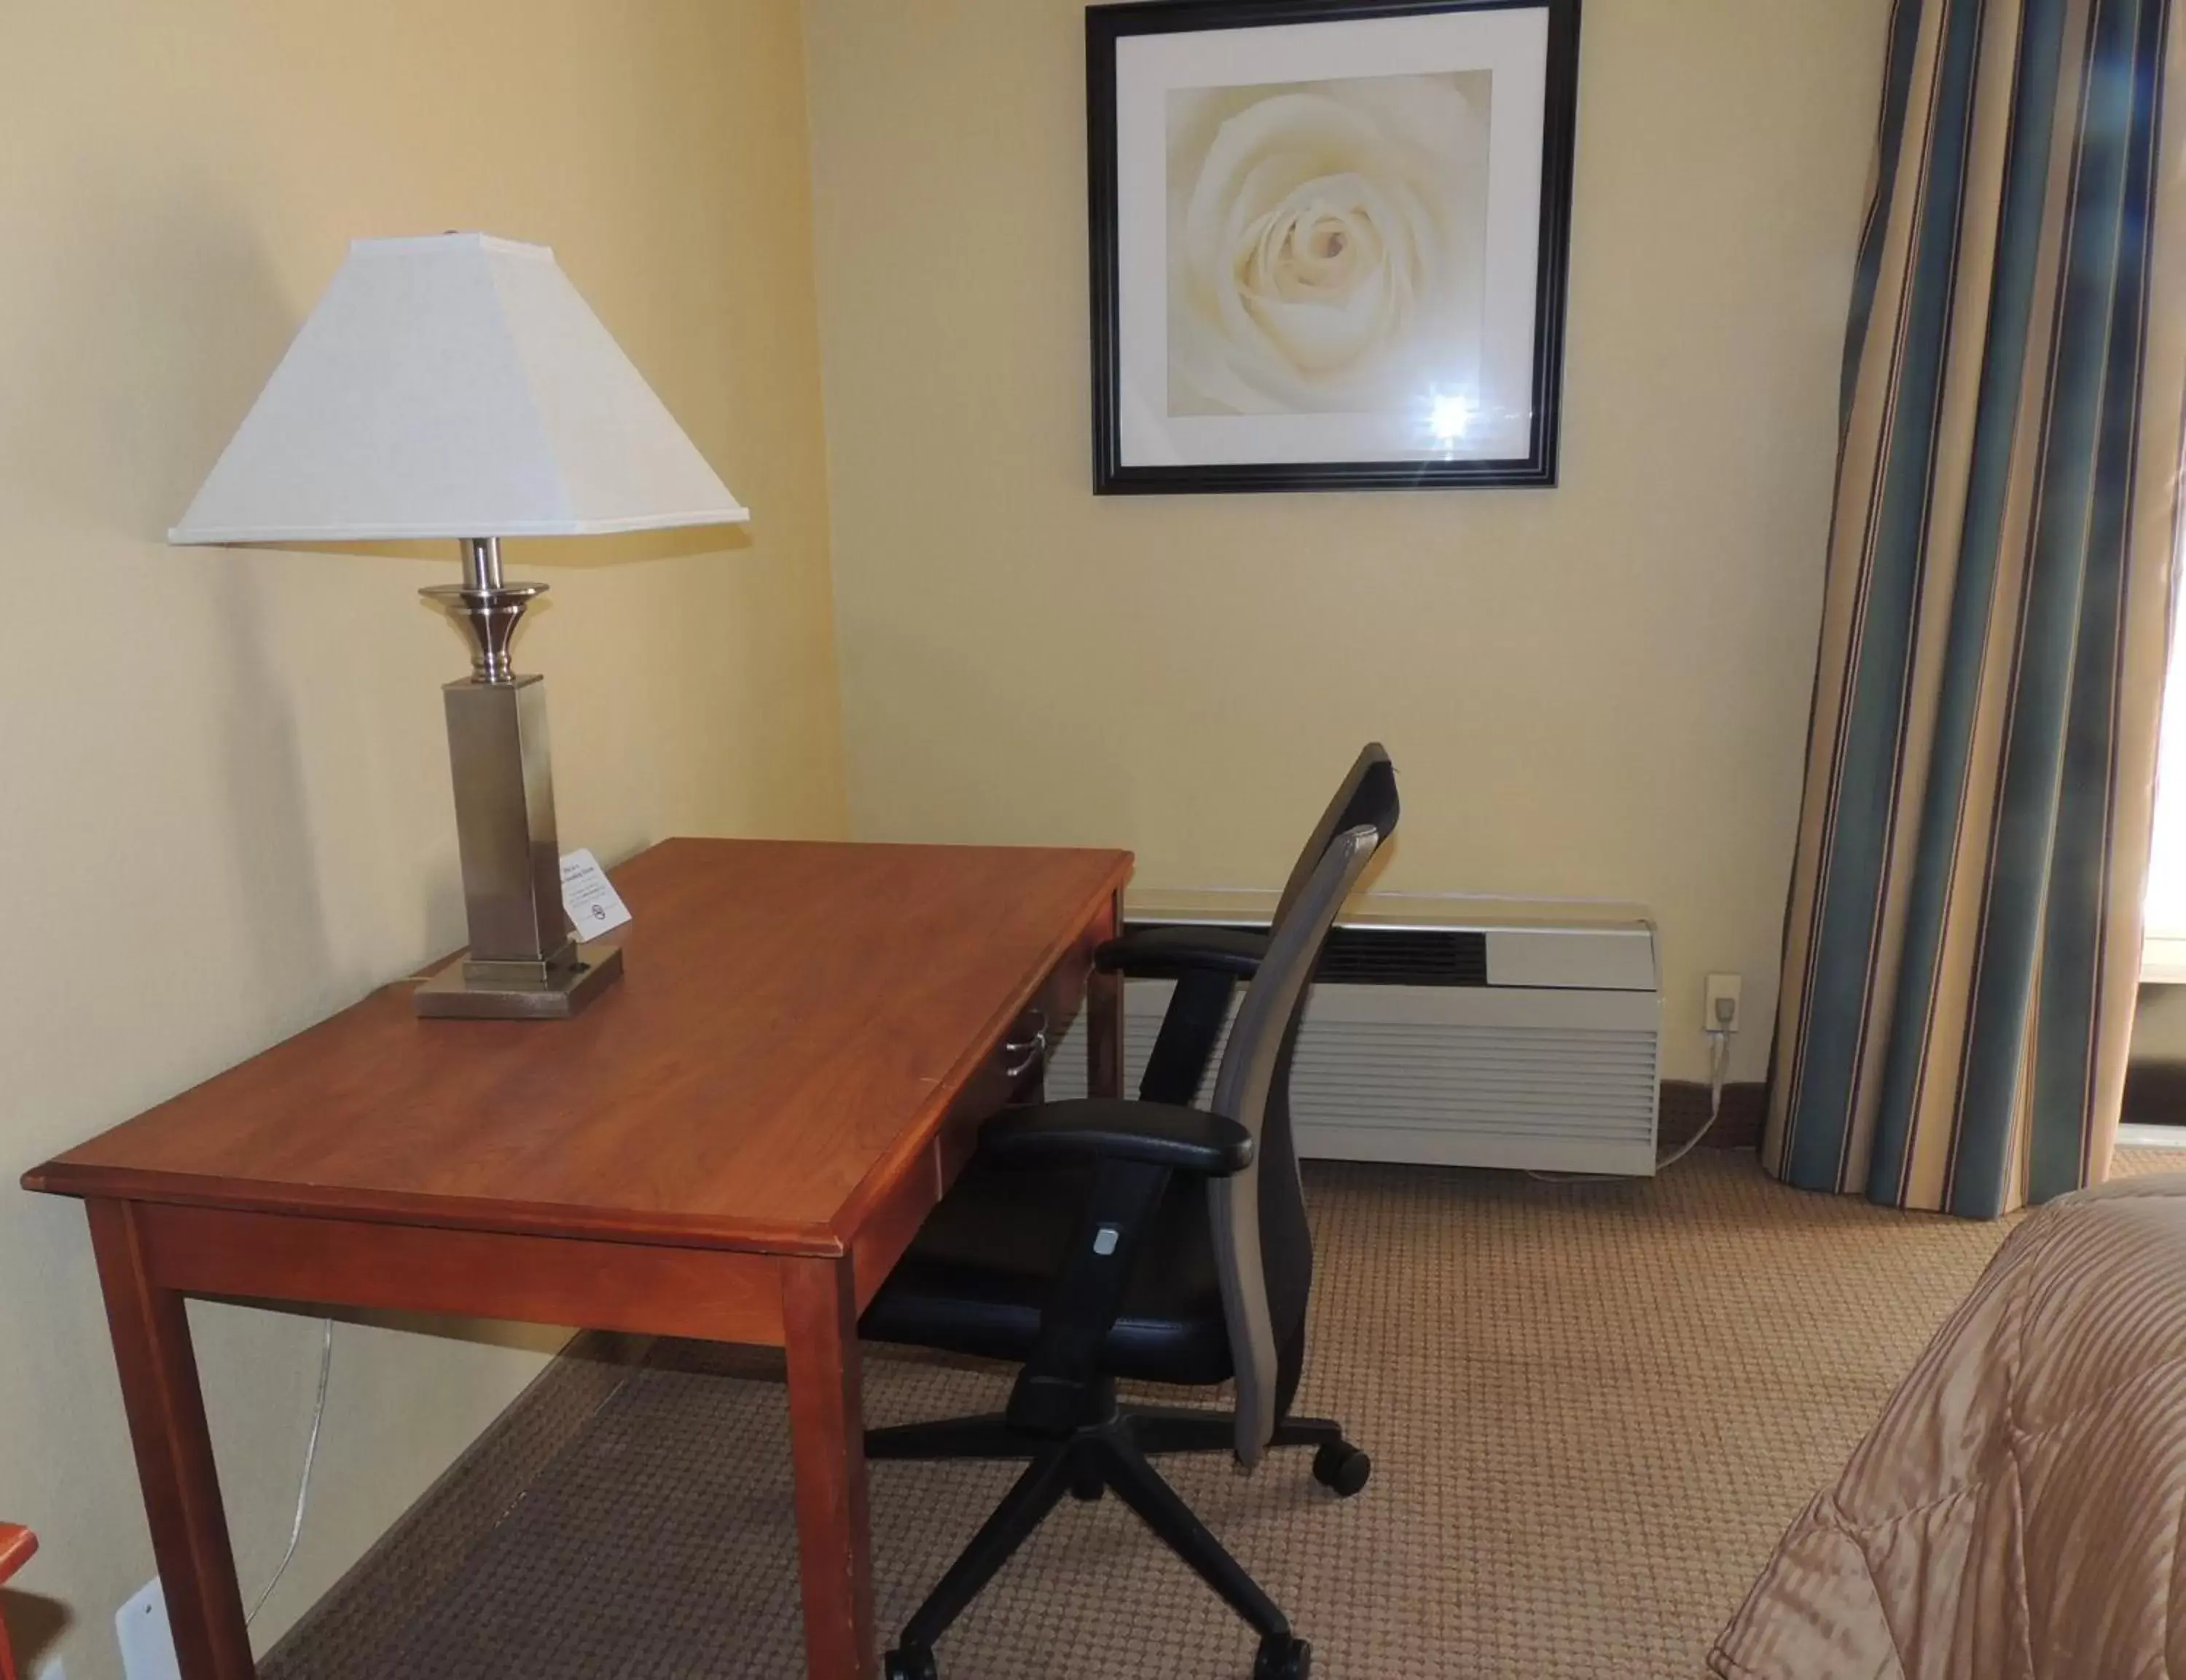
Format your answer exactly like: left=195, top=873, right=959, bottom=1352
left=2146, top=579, right=2186, bottom=980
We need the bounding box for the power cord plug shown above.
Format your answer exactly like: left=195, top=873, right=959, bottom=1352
left=1527, top=988, right=1739, bottom=1183
left=1653, top=1015, right=1733, bottom=1172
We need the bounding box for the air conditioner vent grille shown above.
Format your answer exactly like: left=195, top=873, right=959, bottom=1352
left=1043, top=964, right=1661, bottom=1177
left=1128, top=921, right=1489, bottom=987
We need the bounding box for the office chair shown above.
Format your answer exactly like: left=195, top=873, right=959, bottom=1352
left=1108, top=742, right=1398, bottom=1111
left=861, top=752, right=1397, bottom=1680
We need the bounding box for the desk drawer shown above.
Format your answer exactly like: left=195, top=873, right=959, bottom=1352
left=850, top=911, right=1113, bottom=1313
left=931, top=950, right=1090, bottom=1186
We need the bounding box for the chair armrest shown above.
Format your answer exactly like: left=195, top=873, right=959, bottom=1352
left=981, top=1099, right=1254, bottom=1176
left=1093, top=924, right=1269, bottom=980
left=0, top=1524, right=36, bottom=1585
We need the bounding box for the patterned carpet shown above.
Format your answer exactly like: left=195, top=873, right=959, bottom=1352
left=266, top=1149, right=2182, bottom=1680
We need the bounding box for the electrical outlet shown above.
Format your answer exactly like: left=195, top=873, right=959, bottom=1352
left=1705, top=973, right=1743, bottom=1035
left=115, top=1577, right=180, bottom=1680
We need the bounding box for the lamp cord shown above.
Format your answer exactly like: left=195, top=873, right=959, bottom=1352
left=246, top=1317, right=333, bottom=1626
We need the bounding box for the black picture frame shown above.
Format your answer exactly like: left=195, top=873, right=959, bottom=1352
left=1087, top=0, right=1581, bottom=494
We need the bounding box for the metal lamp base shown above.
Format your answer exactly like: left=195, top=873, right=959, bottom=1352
left=415, top=538, right=625, bottom=1023
left=414, top=936, right=626, bottom=1020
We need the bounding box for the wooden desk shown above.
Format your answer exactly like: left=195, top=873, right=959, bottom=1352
left=0, top=1523, right=37, bottom=1680
left=24, top=838, right=1131, bottom=1680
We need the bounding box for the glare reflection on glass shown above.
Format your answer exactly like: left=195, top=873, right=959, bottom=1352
left=1428, top=391, right=1477, bottom=443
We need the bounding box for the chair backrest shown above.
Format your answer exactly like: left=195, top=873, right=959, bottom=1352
left=1205, top=823, right=1381, bottom=1463
left=1270, top=742, right=1399, bottom=927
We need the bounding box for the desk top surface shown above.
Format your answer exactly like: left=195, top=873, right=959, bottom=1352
left=25, top=839, right=1131, bottom=1255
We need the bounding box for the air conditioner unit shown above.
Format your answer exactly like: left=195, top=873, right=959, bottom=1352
left=1045, top=888, right=1662, bottom=1177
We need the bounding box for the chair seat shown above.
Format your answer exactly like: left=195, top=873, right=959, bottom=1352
left=860, top=1150, right=1235, bottom=1386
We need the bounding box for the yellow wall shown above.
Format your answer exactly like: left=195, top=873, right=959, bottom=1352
left=803, top=0, right=1889, bottom=1082
left=0, top=4, right=842, bottom=1676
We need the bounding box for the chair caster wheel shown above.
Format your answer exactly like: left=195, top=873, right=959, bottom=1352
left=1312, top=1440, right=1371, bottom=1497
left=1254, top=1634, right=1312, bottom=1680
left=1070, top=1464, right=1105, bottom=1502
left=884, top=1644, right=937, bottom=1680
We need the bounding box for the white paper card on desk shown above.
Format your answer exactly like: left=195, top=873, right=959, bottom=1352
left=560, top=848, right=632, bottom=941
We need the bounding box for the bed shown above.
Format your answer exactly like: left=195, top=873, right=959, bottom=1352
left=1710, top=1173, right=2186, bottom=1680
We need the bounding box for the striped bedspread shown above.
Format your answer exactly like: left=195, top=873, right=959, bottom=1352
left=1712, top=1173, right=2186, bottom=1679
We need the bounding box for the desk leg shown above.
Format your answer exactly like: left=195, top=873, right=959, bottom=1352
left=783, top=1257, right=876, bottom=1680
left=1086, top=888, right=1125, bottom=1102
left=87, top=1201, right=254, bottom=1680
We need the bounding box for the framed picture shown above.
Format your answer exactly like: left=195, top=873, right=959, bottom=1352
left=1087, top=0, right=1581, bottom=493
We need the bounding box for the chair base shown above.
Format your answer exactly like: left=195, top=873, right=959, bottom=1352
left=867, top=1403, right=1368, bottom=1679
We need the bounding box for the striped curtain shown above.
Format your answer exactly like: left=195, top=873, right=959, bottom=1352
left=1766, top=0, right=2186, bottom=1217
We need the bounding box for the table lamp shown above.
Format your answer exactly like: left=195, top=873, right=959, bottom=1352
left=169, top=233, right=749, bottom=1018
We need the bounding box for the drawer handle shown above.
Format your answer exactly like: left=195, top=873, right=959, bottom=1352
left=1003, top=1010, right=1049, bottom=1080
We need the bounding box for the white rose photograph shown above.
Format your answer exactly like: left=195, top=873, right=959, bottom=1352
left=1090, top=0, right=1580, bottom=493
left=1165, top=73, right=1492, bottom=420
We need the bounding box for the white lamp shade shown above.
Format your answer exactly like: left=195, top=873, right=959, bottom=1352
left=170, top=233, right=750, bottom=543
